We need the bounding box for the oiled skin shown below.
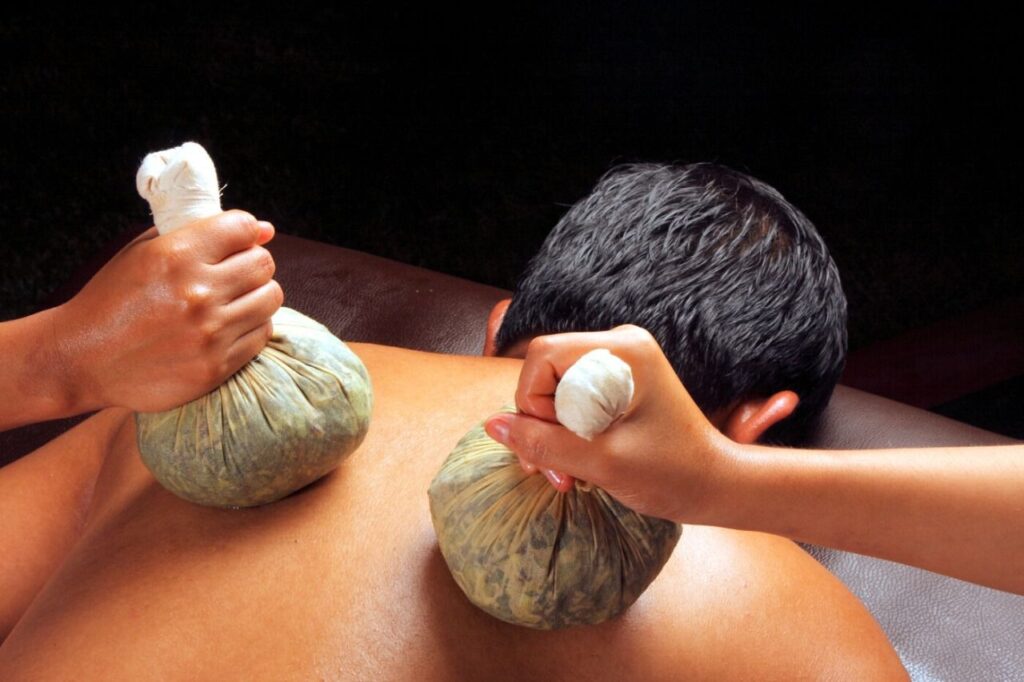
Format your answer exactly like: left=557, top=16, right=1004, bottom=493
left=0, top=344, right=906, bottom=681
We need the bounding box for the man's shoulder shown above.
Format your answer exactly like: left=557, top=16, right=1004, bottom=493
left=636, top=526, right=907, bottom=679
left=351, top=342, right=523, bottom=406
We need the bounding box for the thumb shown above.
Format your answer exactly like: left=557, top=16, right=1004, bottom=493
left=484, top=413, right=599, bottom=486
left=255, top=220, right=276, bottom=245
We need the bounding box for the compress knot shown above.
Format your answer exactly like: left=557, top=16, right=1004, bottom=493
left=136, top=142, right=222, bottom=234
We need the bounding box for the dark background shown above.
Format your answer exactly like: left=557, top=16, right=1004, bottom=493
left=1, top=6, right=1021, bottom=432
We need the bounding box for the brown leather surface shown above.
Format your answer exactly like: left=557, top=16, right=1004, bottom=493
left=812, top=385, right=1017, bottom=449
left=1, top=232, right=1016, bottom=467
left=842, top=295, right=1024, bottom=409
left=266, top=234, right=508, bottom=355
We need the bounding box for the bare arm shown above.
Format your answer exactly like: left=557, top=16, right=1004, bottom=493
left=0, top=307, right=72, bottom=431
left=717, top=440, right=1024, bottom=594
left=0, top=410, right=127, bottom=640
left=486, top=326, right=1024, bottom=594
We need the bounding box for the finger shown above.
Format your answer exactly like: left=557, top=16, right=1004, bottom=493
left=515, top=329, right=640, bottom=422
left=255, top=220, right=275, bottom=246
left=514, top=347, right=560, bottom=422
left=223, top=319, right=275, bottom=377
left=541, top=468, right=575, bottom=493
left=220, top=279, right=284, bottom=341
left=484, top=412, right=599, bottom=484
left=485, top=414, right=576, bottom=491
left=211, top=245, right=276, bottom=303
left=173, top=210, right=262, bottom=263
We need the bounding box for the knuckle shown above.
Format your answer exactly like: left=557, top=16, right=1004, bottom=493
left=619, top=325, right=659, bottom=354
left=619, top=324, right=653, bottom=343
left=526, top=335, right=556, bottom=357
left=254, top=247, right=276, bottom=278
left=182, top=324, right=214, bottom=355
left=639, top=330, right=660, bottom=352
left=268, top=280, right=285, bottom=308
left=181, top=284, right=213, bottom=312
left=228, top=210, right=259, bottom=238
left=202, top=359, right=228, bottom=386
left=196, top=320, right=221, bottom=346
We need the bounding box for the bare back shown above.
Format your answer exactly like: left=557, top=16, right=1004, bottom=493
left=0, top=344, right=905, bottom=680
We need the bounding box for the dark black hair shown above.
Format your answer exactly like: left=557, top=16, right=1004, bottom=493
left=496, top=163, right=847, bottom=444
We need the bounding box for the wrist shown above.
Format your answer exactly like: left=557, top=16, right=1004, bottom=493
left=707, top=441, right=842, bottom=540
left=687, top=428, right=757, bottom=527
left=0, top=306, right=85, bottom=429
left=44, top=303, right=100, bottom=416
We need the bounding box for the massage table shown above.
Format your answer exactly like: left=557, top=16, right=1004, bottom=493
left=2, top=232, right=1021, bottom=681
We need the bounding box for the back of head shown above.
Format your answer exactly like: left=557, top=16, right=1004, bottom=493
left=497, top=162, right=847, bottom=444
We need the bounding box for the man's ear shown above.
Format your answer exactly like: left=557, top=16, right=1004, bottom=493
left=722, top=391, right=800, bottom=444
left=483, top=298, right=512, bottom=357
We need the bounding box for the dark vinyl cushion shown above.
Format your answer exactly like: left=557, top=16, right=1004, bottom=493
left=268, top=234, right=509, bottom=355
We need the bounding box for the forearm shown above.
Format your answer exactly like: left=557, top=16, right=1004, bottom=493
left=0, top=409, right=123, bottom=640
left=0, top=306, right=87, bottom=431
left=708, top=441, right=1024, bottom=594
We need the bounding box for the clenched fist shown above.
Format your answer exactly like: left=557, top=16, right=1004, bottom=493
left=484, top=325, right=732, bottom=523
left=53, top=210, right=283, bottom=414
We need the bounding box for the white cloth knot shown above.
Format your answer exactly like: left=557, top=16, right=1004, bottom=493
left=137, top=142, right=222, bottom=234
left=554, top=348, right=635, bottom=440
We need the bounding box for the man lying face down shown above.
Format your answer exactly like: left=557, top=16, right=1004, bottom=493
left=0, top=164, right=905, bottom=680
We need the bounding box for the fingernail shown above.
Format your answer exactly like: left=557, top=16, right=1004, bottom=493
left=520, top=459, right=538, bottom=475
left=256, top=221, right=275, bottom=242
left=484, top=414, right=512, bottom=445
left=543, top=468, right=565, bottom=490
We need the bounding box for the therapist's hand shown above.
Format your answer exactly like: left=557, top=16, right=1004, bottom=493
left=484, top=325, right=731, bottom=523
left=52, top=210, right=283, bottom=414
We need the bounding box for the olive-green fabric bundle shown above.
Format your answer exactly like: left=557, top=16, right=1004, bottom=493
left=136, top=307, right=372, bottom=508
left=429, top=412, right=681, bottom=629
